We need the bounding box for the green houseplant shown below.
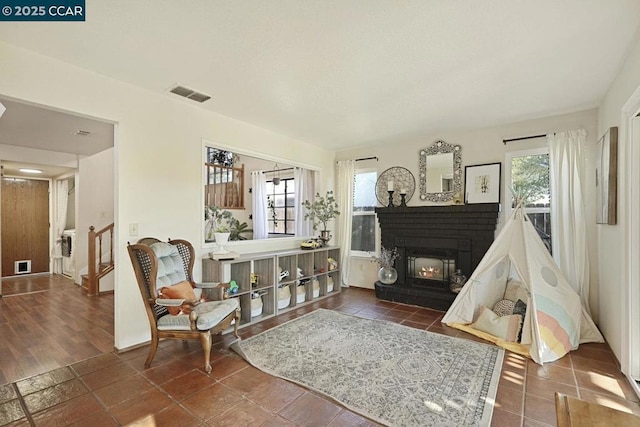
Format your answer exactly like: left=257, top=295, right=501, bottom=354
left=205, top=206, right=234, bottom=243
left=302, top=191, right=340, bottom=243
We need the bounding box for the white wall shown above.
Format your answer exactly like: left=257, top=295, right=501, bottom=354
left=597, top=32, right=640, bottom=365
left=337, top=109, right=600, bottom=314
left=0, top=41, right=336, bottom=350
left=77, top=147, right=115, bottom=290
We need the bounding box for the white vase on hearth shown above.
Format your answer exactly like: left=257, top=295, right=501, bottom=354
left=378, top=266, right=398, bottom=285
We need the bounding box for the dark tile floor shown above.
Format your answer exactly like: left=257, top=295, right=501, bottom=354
left=1, top=279, right=639, bottom=426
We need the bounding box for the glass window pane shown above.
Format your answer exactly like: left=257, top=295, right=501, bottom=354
left=286, top=194, right=295, bottom=207
left=274, top=207, right=285, bottom=219
left=510, top=154, right=550, bottom=208
left=274, top=221, right=285, bottom=233
left=286, top=207, right=295, bottom=219
left=510, top=152, right=552, bottom=253
left=284, top=219, right=295, bottom=234
left=351, top=214, right=376, bottom=252
left=353, top=171, right=377, bottom=212
left=274, top=195, right=285, bottom=207
left=266, top=182, right=274, bottom=193
left=272, top=181, right=284, bottom=193
left=268, top=221, right=275, bottom=233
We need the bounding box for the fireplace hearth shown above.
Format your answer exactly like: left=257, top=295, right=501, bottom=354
left=374, top=204, right=500, bottom=310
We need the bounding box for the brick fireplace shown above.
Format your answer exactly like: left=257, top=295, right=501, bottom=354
left=374, top=204, right=500, bottom=310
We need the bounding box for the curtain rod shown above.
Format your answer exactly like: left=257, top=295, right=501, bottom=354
left=263, top=167, right=294, bottom=174
left=502, top=133, right=556, bottom=145
left=336, top=156, right=379, bottom=164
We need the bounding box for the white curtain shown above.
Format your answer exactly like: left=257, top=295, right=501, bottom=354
left=294, top=167, right=315, bottom=237
left=52, top=178, right=69, bottom=274
left=336, top=160, right=355, bottom=287
left=251, top=171, right=269, bottom=239
left=548, top=129, right=591, bottom=312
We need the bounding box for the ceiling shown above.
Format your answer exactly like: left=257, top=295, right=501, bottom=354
left=0, top=1, right=639, bottom=151
left=0, top=97, right=114, bottom=178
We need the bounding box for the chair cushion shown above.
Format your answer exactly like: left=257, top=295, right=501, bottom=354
left=150, top=242, right=187, bottom=288
left=160, top=281, right=197, bottom=315
left=157, top=298, right=239, bottom=331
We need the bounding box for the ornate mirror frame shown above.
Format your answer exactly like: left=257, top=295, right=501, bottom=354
left=418, top=140, right=462, bottom=202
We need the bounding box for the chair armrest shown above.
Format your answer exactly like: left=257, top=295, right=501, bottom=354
left=155, top=298, right=201, bottom=309
left=155, top=298, right=185, bottom=306
left=196, top=282, right=228, bottom=301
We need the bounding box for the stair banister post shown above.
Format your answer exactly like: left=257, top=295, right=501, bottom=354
left=88, top=226, right=97, bottom=296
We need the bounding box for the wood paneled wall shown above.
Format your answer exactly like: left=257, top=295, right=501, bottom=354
left=1, top=178, right=50, bottom=277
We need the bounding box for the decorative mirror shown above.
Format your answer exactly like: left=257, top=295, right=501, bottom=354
left=419, top=140, right=462, bottom=202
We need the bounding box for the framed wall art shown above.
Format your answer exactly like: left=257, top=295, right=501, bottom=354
left=596, top=126, right=618, bottom=225
left=464, top=162, right=501, bottom=204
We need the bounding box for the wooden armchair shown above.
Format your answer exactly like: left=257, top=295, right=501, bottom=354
left=127, top=238, right=240, bottom=373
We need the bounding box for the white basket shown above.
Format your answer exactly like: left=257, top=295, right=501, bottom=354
left=327, top=276, right=334, bottom=293
left=251, top=296, right=263, bottom=317
left=297, top=285, right=306, bottom=303
left=278, top=286, right=291, bottom=309
left=312, top=278, right=320, bottom=298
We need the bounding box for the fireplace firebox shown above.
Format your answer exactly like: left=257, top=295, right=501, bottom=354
left=374, top=204, right=500, bottom=310
left=407, top=250, right=456, bottom=287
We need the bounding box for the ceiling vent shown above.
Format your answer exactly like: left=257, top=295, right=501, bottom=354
left=74, top=129, right=92, bottom=136
left=169, top=84, right=211, bottom=103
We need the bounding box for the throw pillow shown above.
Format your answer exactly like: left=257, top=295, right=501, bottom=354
left=504, top=279, right=529, bottom=303
left=493, top=299, right=515, bottom=317
left=472, top=306, right=522, bottom=342
left=513, top=299, right=527, bottom=342
left=160, top=280, right=197, bottom=315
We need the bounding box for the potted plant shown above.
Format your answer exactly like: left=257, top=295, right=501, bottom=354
left=302, top=191, right=340, bottom=243
left=229, top=218, right=252, bottom=241
left=373, top=246, right=400, bottom=285
left=205, top=206, right=234, bottom=247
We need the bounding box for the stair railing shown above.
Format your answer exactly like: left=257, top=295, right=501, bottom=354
left=86, top=223, right=114, bottom=296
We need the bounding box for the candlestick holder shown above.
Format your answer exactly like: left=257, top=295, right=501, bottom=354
left=387, top=190, right=395, bottom=208
left=399, top=193, right=407, bottom=207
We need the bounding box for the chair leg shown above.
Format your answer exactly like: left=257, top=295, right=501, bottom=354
left=200, top=331, right=213, bottom=374
left=233, top=308, right=240, bottom=339
left=145, top=332, right=159, bottom=368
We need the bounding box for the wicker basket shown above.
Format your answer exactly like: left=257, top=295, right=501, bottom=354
left=296, top=284, right=306, bottom=303
left=250, top=295, right=263, bottom=317
left=278, top=286, right=291, bottom=309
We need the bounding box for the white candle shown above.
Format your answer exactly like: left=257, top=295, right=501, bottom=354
left=400, top=188, right=407, bottom=194
left=387, top=181, right=394, bottom=191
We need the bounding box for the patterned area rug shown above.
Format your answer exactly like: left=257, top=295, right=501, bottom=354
left=231, top=309, right=503, bottom=426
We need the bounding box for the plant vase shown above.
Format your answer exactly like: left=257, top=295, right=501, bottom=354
left=378, top=266, right=398, bottom=285
left=450, top=269, right=467, bottom=293
left=213, top=232, right=231, bottom=253
left=319, top=230, right=332, bottom=245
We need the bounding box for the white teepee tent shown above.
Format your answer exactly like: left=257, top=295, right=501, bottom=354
left=442, top=206, right=603, bottom=364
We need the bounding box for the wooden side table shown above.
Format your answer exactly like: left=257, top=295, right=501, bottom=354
left=555, top=392, right=640, bottom=426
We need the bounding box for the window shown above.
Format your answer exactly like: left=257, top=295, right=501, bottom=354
left=266, top=178, right=295, bottom=235
left=505, top=147, right=551, bottom=252
left=351, top=170, right=378, bottom=256
left=204, top=147, right=244, bottom=209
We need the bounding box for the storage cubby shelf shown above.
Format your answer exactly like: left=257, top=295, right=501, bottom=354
left=202, top=246, right=341, bottom=329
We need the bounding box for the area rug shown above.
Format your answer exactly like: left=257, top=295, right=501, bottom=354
left=231, top=309, right=504, bottom=426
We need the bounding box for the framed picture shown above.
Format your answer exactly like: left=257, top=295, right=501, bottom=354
left=465, top=162, right=501, bottom=204
left=596, top=127, right=618, bottom=225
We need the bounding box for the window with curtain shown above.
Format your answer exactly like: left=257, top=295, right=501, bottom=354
left=351, top=170, right=377, bottom=256
left=506, top=147, right=552, bottom=253
left=267, top=178, right=296, bottom=235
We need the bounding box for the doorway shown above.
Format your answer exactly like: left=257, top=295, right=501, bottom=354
left=1, top=177, right=50, bottom=277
